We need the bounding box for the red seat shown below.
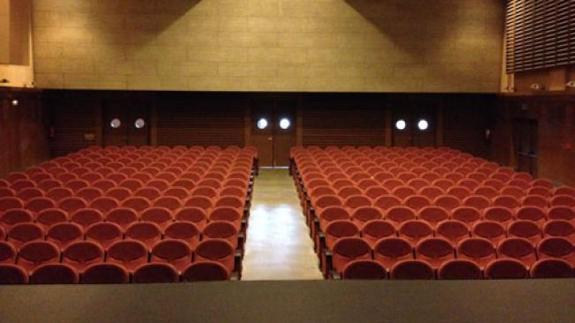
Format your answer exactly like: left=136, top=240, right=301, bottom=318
left=7, top=223, right=43, bottom=248
left=30, top=263, right=78, bottom=284
left=0, top=197, right=24, bottom=212
left=550, top=195, right=575, bottom=207
left=507, top=220, right=542, bottom=244
left=417, top=206, right=449, bottom=227
left=438, top=259, right=482, bottom=280
left=194, top=239, right=236, bottom=274
left=543, top=220, right=575, bottom=243
left=472, top=221, right=506, bottom=244
left=515, top=206, right=546, bottom=225
left=462, top=195, right=491, bottom=210
left=174, top=207, right=208, bottom=230
left=70, top=208, right=104, bottom=229
left=89, top=197, right=120, bottom=213
left=485, top=258, right=528, bottom=279
left=373, top=195, right=402, bottom=210
left=0, top=241, right=17, bottom=264
left=46, top=223, right=83, bottom=248
left=433, top=195, right=461, bottom=211
left=140, top=207, right=173, bottom=230
left=497, top=238, right=537, bottom=267
left=202, top=221, right=239, bottom=249
left=122, top=197, right=151, bottom=212
left=418, top=186, right=445, bottom=200
left=17, top=241, right=60, bottom=273
left=457, top=237, right=496, bottom=269
left=85, top=222, right=123, bottom=249
left=521, top=195, right=548, bottom=208
left=0, top=264, right=28, bottom=284
left=483, top=207, right=514, bottom=226
left=155, top=197, right=183, bottom=211
left=331, top=237, right=371, bottom=274
left=35, top=208, right=67, bottom=230
left=547, top=206, right=575, bottom=223
left=0, top=209, right=33, bottom=229
left=350, top=206, right=382, bottom=227
left=536, top=237, right=575, bottom=264
left=81, top=263, right=129, bottom=284
left=342, top=260, right=387, bottom=280
left=530, top=259, right=573, bottom=278
left=62, top=241, right=104, bottom=272
left=384, top=206, right=416, bottom=226
left=390, top=260, right=434, bottom=280
left=435, top=220, right=470, bottom=244
left=133, top=263, right=179, bottom=283
left=360, top=220, right=396, bottom=247
left=58, top=197, right=88, bottom=213
left=125, top=222, right=163, bottom=248
left=181, top=261, right=230, bottom=281
left=106, top=208, right=138, bottom=230
left=107, top=240, right=149, bottom=272
left=398, top=220, right=433, bottom=244
left=151, top=239, right=193, bottom=272
left=209, top=207, right=243, bottom=231
left=373, top=237, right=413, bottom=271
left=415, top=237, right=454, bottom=269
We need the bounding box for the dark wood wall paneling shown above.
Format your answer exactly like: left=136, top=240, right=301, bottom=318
left=494, top=94, right=575, bottom=186
left=0, top=88, right=49, bottom=177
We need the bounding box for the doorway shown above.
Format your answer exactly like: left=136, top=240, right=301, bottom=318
left=513, top=118, right=538, bottom=176
left=250, top=97, right=297, bottom=168
left=102, top=101, right=150, bottom=147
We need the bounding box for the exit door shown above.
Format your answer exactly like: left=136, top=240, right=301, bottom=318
left=103, top=101, right=150, bottom=147
left=250, top=98, right=297, bottom=167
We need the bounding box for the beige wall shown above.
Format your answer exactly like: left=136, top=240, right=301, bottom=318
left=32, top=0, right=504, bottom=92
left=0, top=0, right=33, bottom=88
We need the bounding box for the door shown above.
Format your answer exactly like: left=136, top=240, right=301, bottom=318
left=250, top=97, right=297, bottom=167
left=103, top=100, right=150, bottom=147
left=513, top=118, right=538, bottom=176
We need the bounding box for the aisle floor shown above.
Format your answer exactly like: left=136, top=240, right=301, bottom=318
left=241, top=169, right=323, bottom=280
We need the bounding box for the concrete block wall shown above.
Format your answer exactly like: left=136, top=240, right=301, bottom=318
left=32, top=0, right=504, bottom=92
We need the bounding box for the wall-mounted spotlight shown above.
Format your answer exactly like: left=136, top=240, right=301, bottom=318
left=110, top=118, right=121, bottom=129
left=279, top=118, right=291, bottom=130
left=530, top=83, right=544, bottom=91
left=11, top=99, right=19, bottom=107
left=256, top=118, right=268, bottom=130
left=395, top=119, right=406, bottom=130
left=417, top=119, right=429, bottom=131
left=566, top=81, right=575, bottom=88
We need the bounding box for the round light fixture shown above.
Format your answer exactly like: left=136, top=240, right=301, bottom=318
left=134, top=118, right=146, bottom=129
left=256, top=118, right=268, bottom=130
left=110, top=118, right=122, bottom=129
left=279, top=118, right=291, bottom=130
left=395, top=119, right=406, bottom=130
left=11, top=99, right=19, bottom=107
left=418, top=119, right=429, bottom=131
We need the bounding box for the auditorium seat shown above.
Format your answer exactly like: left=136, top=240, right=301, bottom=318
left=62, top=241, right=104, bottom=272
left=472, top=221, right=506, bottom=244
left=385, top=206, right=416, bottom=226
left=85, top=222, right=123, bottom=249
left=0, top=241, right=16, bottom=264
left=543, top=220, right=575, bottom=243
left=174, top=208, right=208, bottom=230
left=58, top=197, right=88, bottom=213
left=107, top=240, right=149, bottom=272
left=457, top=238, right=497, bottom=269
left=181, top=261, right=230, bottom=282
left=451, top=207, right=481, bottom=226
left=202, top=221, right=239, bottom=249
left=437, top=259, right=482, bottom=280
left=17, top=241, right=60, bottom=273
left=484, top=259, right=529, bottom=279
left=133, top=263, right=180, bottom=283
left=209, top=207, right=243, bottom=231
left=7, top=223, right=43, bottom=248
left=0, top=197, right=24, bottom=212
left=323, top=220, right=360, bottom=250
left=330, top=237, right=371, bottom=274
left=89, top=197, right=120, bottom=214
left=195, top=239, right=236, bottom=274
left=515, top=206, right=546, bottom=225
left=433, top=195, right=461, bottom=211
left=435, top=220, right=470, bottom=244
left=547, top=206, right=575, bottom=223
left=398, top=220, right=433, bottom=244
left=521, top=195, right=548, bottom=209
left=105, top=208, right=138, bottom=230
left=536, top=237, right=574, bottom=264
left=497, top=238, right=537, bottom=267
left=341, top=260, right=387, bottom=280
left=140, top=207, right=173, bottom=230
left=35, top=208, right=67, bottom=230
left=0, top=264, right=28, bottom=284
left=46, top=223, right=83, bottom=248
left=360, top=220, right=396, bottom=247
left=390, top=260, right=434, bottom=280
left=415, top=237, right=455, bottom=269
left=483, top=207, right=514, bottom=226
left=125, top=222, right=163, bottom=248
left=350, top=207, right=382, bottom=227
left=70, top=208, right=104, bottom=229
left=151, top=239, right=192, bottom=272
left=373, top=237, right=413, bottom=271
left=530, top=259, right=573, bottom=278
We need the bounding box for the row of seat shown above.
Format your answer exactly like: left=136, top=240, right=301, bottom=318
left=340, top=258, right=575, bottom=280
left=291, top=146, right=575, bottom=279
left=0, top=261, right=230, bottom=284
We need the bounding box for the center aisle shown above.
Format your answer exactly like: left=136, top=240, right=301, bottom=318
left=242, top=169, right=323, bottom=280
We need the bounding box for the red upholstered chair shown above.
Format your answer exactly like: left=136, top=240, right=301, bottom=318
left=92, top=180, right=117, bottom=193
left=46, top=223, right=83, bottom=249
left=543, top=220, right=575, bottom=243
left=70, top=208, right=103, bottom=229
left=554, top=186, right=575, bottom=197
left=107, top=240, right=149, bottom=272
left=46, top=187, right=74, bottom=202
left=521, top=195, right=548, bottom=209
left=492, top=195, right=520, bottom=209
left=155, top=197, right=183, bottom=211
left=25, top=197, right=57, bottom=214
left=0, top=209, right=33, bottom=229
left=125, top=222, right=163, bottom=248
left=530, top=259, right=573, bottom=278
left=363, top=187, right=389, bottom=200
left=398, top=220, right=433, bottom=244
left=342, top=260, right=387, bottom=280
left=0, top=264, right=28, bottom=284
left=85, top=222, right=123, bottom=249
left=62, top=241, right=104, bottom=272
left=7, top=223, right=43, bottom=248
left=30, top=263, right=78, bottom=284
left=507, top=220, right=542, bottom=244
left=438, top=259, right=482, bottom=280
left=462, top=195, right=491, bottom=211
left=151, top=239, right=193, bottom=273
left=174, top=207, right=208, bottom=230
left=436, top=220, right=470, bottom=244
left=472, top=221, right=506, bottom=244
left=209, top=207, right=243, bottom=231
left=373, top=237, right=412, bottom=271
left=105, top=208, right=138, bottom=230
left=374, top=195, right=403, bottom=210
left=360, top=220, right=396, bottom=247
left=133, top=263, right=179, bottom=283
left=343, top=195, right=373, bottom=210
left=0, top=241, right=17, bottom=264
left=181, top=261, right=230, bottom=281
left=106, top=188, right=132, bottom=202
left=417, top=206, right=449, bottom=227
left=140, top=207, right=173, bottom=230
left=89, top=197, right=120, bottom=214
left=16, top=188, right=44, bottom=202
left=121, top=197, right=151, bottom=212
left=483, top=207, right=514, bottom=227
left=536, top=237, right=575, bottom=264
left=550, top=195, right=575, bottom=207
left=457, top=237, right=497, bottom=269
left=202, top=221, right=239, bottom=249
left=515, top=206, right=546, bottom=226
left=163, top=188, right=190, bottom=201
left=433, top=195, right=461, bottom=211
left=17, top=241, right=60, bottom=273
left=35, top=208, right=67, bottom=230
left=391, top=186, right=417, bottom=200
left=81, top=263, right=130, bottom=284
left=497, top=238, right=537, bottom=267
left=501, top=186, right=527, bottom=200
left=0, top=196, right=24, bottom=212
left=418, top=186, right=445, bottom=201
left=415, top=237, right=454, bottom=269
left=58, top=197, right=88, bottom=213
left=390, top=259, right=434, bottom=280
left=331, top=237, right=371, bottom=274
left=194, top=239, right=236, bottom=274
left=384, top=206, right=416, bottom=226
left=547, top=206, right=575, bottom=223
left=484, top=258, right=528, bottom=279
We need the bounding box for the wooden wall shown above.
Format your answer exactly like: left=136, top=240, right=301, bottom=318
left=493, top=94, right=575, bottom=186
left=0, top=88, right=49, bottom=177
left=43, top=90, right=496, bottom=159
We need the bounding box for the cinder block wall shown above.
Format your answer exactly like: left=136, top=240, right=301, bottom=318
left=32, top=0, right=503, bottom=92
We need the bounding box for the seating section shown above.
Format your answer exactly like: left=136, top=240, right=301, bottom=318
left=0, top=145, right=257, bottom=284
left=291, top=146, right=575, bottom=279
